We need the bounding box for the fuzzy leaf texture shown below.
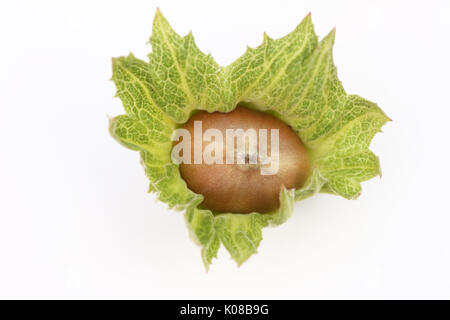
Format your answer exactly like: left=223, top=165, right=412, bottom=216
left=109, top=9, right=389, bottom=269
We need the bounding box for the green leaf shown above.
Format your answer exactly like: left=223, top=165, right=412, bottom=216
left=224, top=20, right=389, bottom=200
left=185, top=188, right=295, bottom=268
left=110, top=9, right=389, bottom=268
left=295, top=168, right=328, bottom=201
left=110, top=54, right=201, bottom=209
left=148, top=9, right=234, bottom=122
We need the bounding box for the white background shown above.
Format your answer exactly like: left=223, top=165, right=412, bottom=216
left=1, top=0, right=449, bottom=299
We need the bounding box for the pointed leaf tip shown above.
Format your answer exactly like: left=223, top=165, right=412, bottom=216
left=153, top=7, right=168, bottom=26
left=302, top=12, right=312, bottom=23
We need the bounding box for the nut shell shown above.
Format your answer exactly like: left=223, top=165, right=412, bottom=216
left=178, top=106, right=310, bottom=213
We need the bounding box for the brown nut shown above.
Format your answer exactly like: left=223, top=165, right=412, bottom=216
left=177, top=105, right=310, bottom=213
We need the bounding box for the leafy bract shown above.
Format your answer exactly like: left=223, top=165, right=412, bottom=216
left=110, top=9, right=389, bottom=268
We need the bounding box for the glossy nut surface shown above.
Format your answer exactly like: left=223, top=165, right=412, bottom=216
left=178, top=106, right=310, bottom=213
